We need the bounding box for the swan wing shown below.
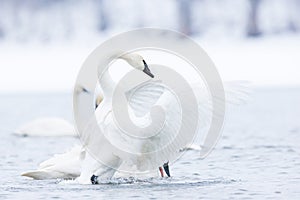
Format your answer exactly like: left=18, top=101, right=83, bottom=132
left=116, top=81, right=187, bottom=170
left=125, top=80, right=165, bottom=117
left=80, top=80, right=218, bottom=173
left=21, top=145, right=84, bottom=180
left=125, top=80, right=221, bottom=170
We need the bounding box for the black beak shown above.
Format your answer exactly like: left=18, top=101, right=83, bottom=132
left=142, top=60, right=154, bottom=78
left=82, top=87, right=90, bottom=93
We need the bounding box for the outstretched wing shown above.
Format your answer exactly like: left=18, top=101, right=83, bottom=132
left=125, top=80, right=165, bottom=117
left=121, top=80, right=187, bottom=171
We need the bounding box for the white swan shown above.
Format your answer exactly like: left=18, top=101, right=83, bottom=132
left=14, top=117, right=75, bottom=137
left=75, top=53, right=188, bottom=184
left=22, top=145, right=84, bottom=179
left=22, top=53, right=175, bottom=182
left=21, top=52, right=249, bottom=183
left=76, top=52, right=237, bottom=183
left=14, top=86, right=103, bottom=138
left=22, top=53, right=200, bottom=183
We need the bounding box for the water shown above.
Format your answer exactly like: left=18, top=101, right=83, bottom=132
left=0, top=88, right=299, bottom=199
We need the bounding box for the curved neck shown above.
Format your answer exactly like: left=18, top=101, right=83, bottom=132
left=99, top=68, right=116, bottom=99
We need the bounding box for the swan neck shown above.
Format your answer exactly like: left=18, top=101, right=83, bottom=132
left=99, top=68, right=115, bottom=98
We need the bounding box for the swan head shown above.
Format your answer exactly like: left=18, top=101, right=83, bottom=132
left=95, top=94, right=103, bottom=109
left=119, top=53, right=154, bottom=78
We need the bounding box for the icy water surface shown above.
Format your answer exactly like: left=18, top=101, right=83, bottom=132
left=0, top=88, right=299, bottom=199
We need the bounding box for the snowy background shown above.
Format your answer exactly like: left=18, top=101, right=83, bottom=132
left=0, top=0, right=299, bottom=92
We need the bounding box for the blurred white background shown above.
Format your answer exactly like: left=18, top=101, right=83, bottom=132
left=0, top=2, right=299, bottom=199
left=0, top=0, right=299, bottom=92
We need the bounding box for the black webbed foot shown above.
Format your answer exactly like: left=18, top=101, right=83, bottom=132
left=163, top=162, right=171, bottom=177
left=91, top=174, right=98, bottom=184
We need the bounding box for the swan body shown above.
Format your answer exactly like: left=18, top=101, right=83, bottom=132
left=21, top=145, right=84, bottom=179
left=22, top=53, right=246, bottom=183
left=14, top=88, right=104, bottom=138
left=75, top=53, right=208, bottom=183
left=21, top=52, right=204, bottom=182
left=14, top=118, right=75, bottom=137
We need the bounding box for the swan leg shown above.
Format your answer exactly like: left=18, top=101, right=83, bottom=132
left=90, top=167, right=118, bottom=184
left=163, top=162, right=170, bottom=177
left=91, top=174, right=98, bottom=184
left=90, top=156, right=122, bottom=184
left=159, top=167, right=164, bottom=177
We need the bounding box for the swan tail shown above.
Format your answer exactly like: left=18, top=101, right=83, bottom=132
left=21, top=170, right=77, bottom=180
left=21, top=170, right=58, bottom=180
